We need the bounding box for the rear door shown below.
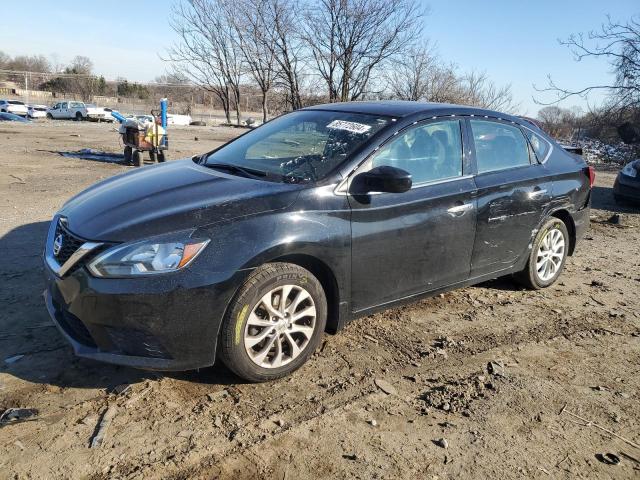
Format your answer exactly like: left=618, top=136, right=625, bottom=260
left=349, top=117, right=477, bottom=311
left=468, top=118, right=552, bottom=277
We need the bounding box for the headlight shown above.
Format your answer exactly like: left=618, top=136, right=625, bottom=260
left=621, top=162, right=638, bottom=178
left=88, top=235, right=210, bottom=277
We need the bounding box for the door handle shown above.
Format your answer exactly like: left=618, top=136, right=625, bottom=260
left=447, top=203, right=474, bottom=216
left=528, top=189, right=547, bottom=199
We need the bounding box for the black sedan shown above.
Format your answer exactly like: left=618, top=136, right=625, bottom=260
left=43, top=101, right=593, bottom=382
left=614, top=159, right=640, bottom=204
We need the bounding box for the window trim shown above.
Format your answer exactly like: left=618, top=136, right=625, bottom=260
left=468, top=117, right=535, bottom=175
left=520, top=124, right=554, bottom=164
left=336, top=115, right=468, bottom=194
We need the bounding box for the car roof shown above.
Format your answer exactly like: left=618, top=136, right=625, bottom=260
left=303, top=100, right=520, bottom=121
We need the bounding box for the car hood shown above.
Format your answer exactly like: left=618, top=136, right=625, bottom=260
left=59, top=159, right=303, bottom=242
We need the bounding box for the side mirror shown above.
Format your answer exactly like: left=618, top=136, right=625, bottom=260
left=351, top=166, right=412, bottom=194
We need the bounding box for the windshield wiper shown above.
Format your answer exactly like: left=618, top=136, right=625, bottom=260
left=205, top=163, right=267, bottom=179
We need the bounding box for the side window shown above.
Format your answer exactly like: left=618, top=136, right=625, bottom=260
left=372, top=119, right=463, bottom=184
left=470, top=120, right=530, bottom=173
left=524, top=129, right=550, bottom=162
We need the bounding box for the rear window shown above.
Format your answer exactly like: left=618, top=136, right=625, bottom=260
left=470, top=120, right=531, bottom=173
left=8, top=101, right=24, bottom=105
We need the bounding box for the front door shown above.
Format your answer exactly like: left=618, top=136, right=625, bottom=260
left=468, top=118, right=552, bottom=277
left=349, top=118, right=477, bottom=312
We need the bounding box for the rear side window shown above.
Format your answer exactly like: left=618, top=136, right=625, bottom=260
left=372, top=119, right=463, bottom=184
left=524, top=130, right=550, bottom=162
left=470, top=120, right=530, bottom=173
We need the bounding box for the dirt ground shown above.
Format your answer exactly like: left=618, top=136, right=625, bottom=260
left=0, top=121, right=639, bottom=480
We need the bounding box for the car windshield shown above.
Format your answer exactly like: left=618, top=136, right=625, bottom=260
left=204, top=110, right=391, bottom=183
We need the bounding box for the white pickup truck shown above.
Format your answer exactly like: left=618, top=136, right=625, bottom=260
left=47, top=101, right=113, bottom=121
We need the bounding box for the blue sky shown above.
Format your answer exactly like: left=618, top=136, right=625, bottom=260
left=1, top=0, right=637, bottom=115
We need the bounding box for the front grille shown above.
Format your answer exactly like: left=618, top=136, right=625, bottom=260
left=52, top=298, right=97, bottom=348
left=53, top=220, right=85, bottom=265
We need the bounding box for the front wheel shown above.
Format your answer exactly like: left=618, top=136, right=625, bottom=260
left=219, top=263, right=327, bottom=382
left=132, top=150, right=142, bottom=167
left=123, top=146, right=132, bottom=163
left=515, top=217, right=569, bottom=289
left=46, top=113, right=53, bottom=119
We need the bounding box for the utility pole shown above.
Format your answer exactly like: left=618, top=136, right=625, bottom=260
left=25, top=72, right=29, bottom=105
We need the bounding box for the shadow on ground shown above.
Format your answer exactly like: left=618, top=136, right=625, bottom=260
left=0, top=221, right=242, bottom=392
left=591, top=185, right=639, bottom=212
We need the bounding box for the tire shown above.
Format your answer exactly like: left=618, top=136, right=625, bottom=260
left=75, top=112, right=83, bottom=121
left=515, top=217, right=569, bottom=289
left=46, top=113, right=53, bottom=119
left=149, top=151, right=157, bottom=163
left=157, top=151, right=166, bottom=163
left=123, top=146, right=132, bottom=163
left=132, top=150, right=142, bottom=167
left=190, top=121, right=206, bottom=126
left=219, top=263, right=327, bottom=382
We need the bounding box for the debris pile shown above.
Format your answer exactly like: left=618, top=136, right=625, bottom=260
left=560, top=137, right=639, bottom=165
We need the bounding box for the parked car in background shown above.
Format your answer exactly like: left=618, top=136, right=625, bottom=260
left=0, top=111, right=31, bottom=122
left=43, top=101, right=593, bottom=382
left=613, top=159, right=640, bottom=204
left=27, top=104, right=48, bottom=119
left=47, top=101, right=113, bottom=121
left=0, top=99, right=28, bottom=116
left=167, top=113, right=191, bottom=126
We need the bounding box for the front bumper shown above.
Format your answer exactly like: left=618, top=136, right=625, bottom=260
left=43, top=255, right=245, bottom=371
left=614, top=173, right=640, bottom=202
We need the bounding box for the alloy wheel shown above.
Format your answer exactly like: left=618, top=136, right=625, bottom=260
left=244, top=285, right=316, bottom=368
left=535, top=227, right=565, bottom=282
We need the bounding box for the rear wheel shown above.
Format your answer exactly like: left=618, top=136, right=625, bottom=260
left=123, top=146, right=132, bottom=163
left=219, top=263, right=327, bottom=382
left=132, top=150, right=142, bottom=167
left=157, top=151, right=166, bottom=163
left=515, top=217, right=569, bottom=289
left=75, top=112, right=83, bottom=121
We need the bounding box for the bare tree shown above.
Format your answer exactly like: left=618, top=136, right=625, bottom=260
left=537, top=105, right=584, bottom=138
left=384, top=42, right=463, bottom=103
left=232, top=0, right=278, bottom=122
left=535, top=15, right=640, bottom=112
left=383, top=52, right=517, bottom=112
left=166, top=0, right=244, bottom=124
left=385, top=43, right=439, bottom=101
left=456, top=71, right=519, bottom=113
left=268, top=0, right=306, bottom=110
left=305, top=0, right=424, bottom=102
